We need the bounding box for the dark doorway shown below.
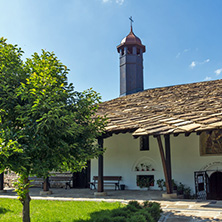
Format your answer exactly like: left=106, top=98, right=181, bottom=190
left=209, top=171, right=222, bottom=200
left=72, top=161, right=90, bottom=188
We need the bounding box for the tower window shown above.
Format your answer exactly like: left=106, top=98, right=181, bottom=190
left=127, top=47, right=132, bottom=54
left=140, top=136, right=149, bottom=151
left=137, top=48, right=141, bottom=55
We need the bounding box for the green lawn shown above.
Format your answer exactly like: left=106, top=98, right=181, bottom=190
left=0, top=198, right=122, bottom=222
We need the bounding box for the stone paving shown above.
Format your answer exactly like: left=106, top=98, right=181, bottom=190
left=159, top=200, right=222, bottom=222
left=1, top=188, right=222, bottom=221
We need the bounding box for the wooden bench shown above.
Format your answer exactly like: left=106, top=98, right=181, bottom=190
left=89, top=176, right=122, bottom=190
left=29, top=174, right=73, bottom=189
left=49, top=176, right=73, bottom=189
left=29, top=177, right=44, bottom=188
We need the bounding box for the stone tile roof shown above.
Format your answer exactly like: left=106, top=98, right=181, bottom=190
left=97, top=79, right=222, bottom=136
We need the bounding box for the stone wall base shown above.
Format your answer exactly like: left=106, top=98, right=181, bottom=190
left=40, top=190, right=53, bottom=195
left=94, top=192, right=107, bottom=197
left=162, top=193, right=178, bottom=199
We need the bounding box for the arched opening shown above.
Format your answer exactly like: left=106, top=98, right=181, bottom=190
left=209, top=171, right=222, bottom=200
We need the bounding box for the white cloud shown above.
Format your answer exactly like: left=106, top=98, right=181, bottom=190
left=215, top=68, right=222, bottom=76
left=102, top=0, right=124, bottom=4
left=176, top=52, right=181, bottom=58
left=183, top=48, right=190, bottom=53
left=204, top=76, right=212, bottom=81
left=116, top=0, right=124, bottom=5
left=176, top=48, right=190, bottom=58
left=200, top=59, right=210, bottom=65
left=189, top=59, right=210, bottom=68
left=189, top=61, right=196, bottom=68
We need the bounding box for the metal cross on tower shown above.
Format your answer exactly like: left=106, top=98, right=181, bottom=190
left=129, top=16, right=134, bottom=29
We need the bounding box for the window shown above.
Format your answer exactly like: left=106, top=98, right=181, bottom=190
left=127, top=47, right=132, bottom=54
left=121, top=49, right=124, bottom=56
left=140, top=136, right=149, bottom=151
left=137, top=48, right=141, bottom=55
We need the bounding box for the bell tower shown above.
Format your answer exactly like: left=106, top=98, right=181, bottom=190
left=117, top=17, right=146, bottom=96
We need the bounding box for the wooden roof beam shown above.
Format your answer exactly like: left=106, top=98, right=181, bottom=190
left=185, top=132, right=191, bottom=137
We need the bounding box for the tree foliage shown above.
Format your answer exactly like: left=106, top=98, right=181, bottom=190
left=0, top=37, right=106, bottom=221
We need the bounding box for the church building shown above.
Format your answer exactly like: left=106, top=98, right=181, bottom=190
left=90, top=21, right=222, bottom=200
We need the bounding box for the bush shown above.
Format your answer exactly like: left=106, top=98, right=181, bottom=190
left=129, top=214, right=147, bottom=222
left=135, top=210, right=154, bottom=222
left=143, top=202, right=162, bottom=221
left=112, top=216, right=128, bottom=222
left=88, top=201, right=162, bottom=222
left=93, top=214, right=113, bottom=222
left=127, top=201, right=142, bottom=209
left=111, top=208, right=129, bottom=218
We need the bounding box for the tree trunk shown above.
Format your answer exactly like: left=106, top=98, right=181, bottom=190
left=22, top=192, right=31, bottom=222
left=43, top=177, right=49, bottom=191
left=0, top=172, right=4, bottom=190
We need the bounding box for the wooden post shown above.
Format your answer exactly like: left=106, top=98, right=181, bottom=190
left=165, top=135, right=172, bottom=193
left=98, top=137, right=104, bottom=192
left=0, top=172, right=4, bottom=190
left=156, top=135, right=172, bottom=194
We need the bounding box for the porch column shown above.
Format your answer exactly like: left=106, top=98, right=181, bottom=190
left=156, top=135, right=172, bottom=194
left=97, top=137, right=104, bottom=192
left=165, top=135, right=172, bottom=193
left=0, top=172, right=4, bottom=190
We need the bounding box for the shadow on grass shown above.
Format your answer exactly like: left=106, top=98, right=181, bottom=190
left=0, top=207, right=11, bottom=215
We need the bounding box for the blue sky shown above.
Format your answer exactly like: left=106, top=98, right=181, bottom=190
left=1, top=0, right=222, bottom=101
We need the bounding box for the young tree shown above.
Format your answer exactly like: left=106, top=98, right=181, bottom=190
left=0, top=38, right=106, bottom=222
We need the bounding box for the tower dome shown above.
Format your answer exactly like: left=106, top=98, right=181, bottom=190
left=117, top=27, right=145, bottom=53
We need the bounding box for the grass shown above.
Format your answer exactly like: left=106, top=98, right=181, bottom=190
left=0, top=198, right=122, bottom=222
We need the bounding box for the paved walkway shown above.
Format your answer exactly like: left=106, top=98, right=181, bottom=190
left=1, top=188, right=222, bottom=221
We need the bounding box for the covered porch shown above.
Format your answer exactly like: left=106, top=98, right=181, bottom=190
left=93, top=80, right=222, bottom=198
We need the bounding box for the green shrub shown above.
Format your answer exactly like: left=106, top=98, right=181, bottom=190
left=126, top=204, right=139, bottom=213
left=137, top=209, right=155, bottom=222
left=112, top=216, right=127, bottom=222
left=111, top=208, right=129, bottom=218
left=127, top=201, right=142, bottom=209
left=129, top=214, right=147, bottom=222
left=143, top=200, right=151, bottom=207
left=144, top=202, right=162, bottom=221
left=92, top=214, right=113, bottom=222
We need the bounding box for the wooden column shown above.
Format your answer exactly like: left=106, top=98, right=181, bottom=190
left=165, top=135, right=172, bottom=193
left=97, top=137, right=104, bottom=192
left=156, top=135, right=172, bottom=194
left=0, top=172, right=4, bottom=190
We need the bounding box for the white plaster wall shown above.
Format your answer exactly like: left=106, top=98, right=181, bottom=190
left=91, top=133, right=164, bottom=190
left=171, top=134, right=222, bottom=192
left=91, top=133, right=222, bottom=192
